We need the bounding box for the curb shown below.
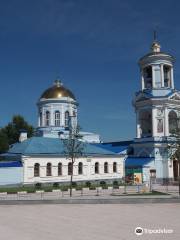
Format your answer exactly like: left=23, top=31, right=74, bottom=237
left=0, top=197, right=180, bottom=205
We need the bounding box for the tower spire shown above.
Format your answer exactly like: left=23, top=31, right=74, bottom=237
left=153, top=30, right=157, bottom=42
left=151, top=30, right=161, bottom=53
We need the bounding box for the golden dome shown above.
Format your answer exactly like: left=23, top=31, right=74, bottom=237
left=41, top=80, right=76, bottom=100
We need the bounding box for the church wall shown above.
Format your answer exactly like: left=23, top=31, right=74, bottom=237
left=38, top=101, right=77, bottom=128
left=0, top=167, right=23, bottom=185
left=22, top=155, right=124, bottom=184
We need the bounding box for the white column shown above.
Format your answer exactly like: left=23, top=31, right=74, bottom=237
left=61, top=106, right=65, bottom=127
left=38, top=114, right=40, bottom=127
left=42, top=107, right=45, bottom=127
left=141, top=70, right=144, bottom=90
left=152, top=108, right=156, bottom=137
left=136, top=111, right=141, bottom=138
left=171, top=68, right=174, bottom=89
left=50, top=105, right=54, bottom=126
left=164, top=108, right=169, bottom=136
left=160, top=64, right=164, bottom=87
left=141, top=76, right=144, bottom=90
left=152, top=65, right=155, bottom=89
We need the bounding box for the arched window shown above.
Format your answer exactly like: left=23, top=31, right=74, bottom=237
left=139, top=110, right=152, bottom=137
left=150, top=169, right=156, bottom=178
left=65, top=111, right=69, bottom=127
left=143, top=66, right=152, bottom=89
left=46, top=163, right=52, bottom=176
left=169, top=111, right=178, bottom=135
left=104, top=162, right=108, bottom=173
left=95, top=162, right=99, bottom=174
left=73, top=111, right=76, bottom=117
left=173, top=160, right=178, bottom=181
left=34, top=163, right=40, bottom=177
left=55, top=111, right=60, bottom=126
left=58, top=162, right=62, bottom=176
left=78, top=162, right=83, bottom=175
left=45, top=111, right=50, bottom=126
left=113, top=162, right=117, bottom=173
left=164, top=65, right=171, bottom=88
left=40, top=112, right=42, bottom=126
left=68, top=162, right=73, bottom=175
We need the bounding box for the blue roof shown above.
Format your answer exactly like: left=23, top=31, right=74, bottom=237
left=95, top=141, right=132, bottom=154
left=8, top=137, right=116, bottom=156
left=135, top=88, right=177, bottom=99
left=125, top=157, right=154, bottom=167
left=0, top=160, right=22, bottom=168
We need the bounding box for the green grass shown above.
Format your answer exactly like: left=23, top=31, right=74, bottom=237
left=111, top=190, right=169, bottom=196
left=0, top=185, right=62, bottom=194
left=0, top=183, right=159, bottom=194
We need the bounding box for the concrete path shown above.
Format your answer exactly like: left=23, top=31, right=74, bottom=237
left=0, top=204, right=179, bottom=240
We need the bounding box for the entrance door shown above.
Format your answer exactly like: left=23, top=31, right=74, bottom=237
left=173, top=160, right=178, bottom=181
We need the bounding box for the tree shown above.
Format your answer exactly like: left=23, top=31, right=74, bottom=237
left=167, top=128, right=180, bottom=196
left=2, top=115, right=34, bottom=145
left=0, top=130, right=9, bottom=153
left=0, top=115, right=34, bottom=152
left=63, top=118, right=84, bottom=197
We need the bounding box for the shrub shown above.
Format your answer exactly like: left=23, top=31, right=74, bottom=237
left=72, top=182, right=77, bottom=188
left=53, top=182, right=59, bottom=188
left=113, top=181, right=119, bottom=186
left=89, top=185, right=96, bottom=190
left=35, top=183, right=42, bottom=189
left=76, top=186, right=83, bottom=191
left=100, top=181, right=106, bottom=186
left=85, top=181, right=91, bottom=188
left=61, top=186, right=69, bottom=191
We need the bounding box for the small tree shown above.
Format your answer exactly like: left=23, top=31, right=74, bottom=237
left=63, top=118, right=84, bottom=197
left=0, top=115, right=34, bottom=152
left=167, top=128, right=180, bottom=196
left=0, top=130, right=9, bottom=153
left=2, top=115, right=34, bottom=145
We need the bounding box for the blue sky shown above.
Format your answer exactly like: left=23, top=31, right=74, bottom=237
left=0, top=0, right=180, bottom=141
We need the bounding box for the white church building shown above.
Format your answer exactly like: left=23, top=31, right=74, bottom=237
left=0, top=37, right=179, bottom=186
left=0, top=79, right=125, bottom=185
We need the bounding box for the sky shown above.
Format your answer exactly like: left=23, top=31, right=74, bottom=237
left=0, top=0, right=180, bottom=141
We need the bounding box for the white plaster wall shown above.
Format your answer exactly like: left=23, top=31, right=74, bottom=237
left=23, top=155, right=124, bottom=184
left=0, top=167, right=23, bottom=185
left=38, top=99, right=77, bottom=128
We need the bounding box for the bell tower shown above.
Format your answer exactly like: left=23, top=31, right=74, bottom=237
left=133, top=37, right=178, bottom=143
left=140, top=38, right=174, bottom=91
left=128, top=35, right=180, bottom=183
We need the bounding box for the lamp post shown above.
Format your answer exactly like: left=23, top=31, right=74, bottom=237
left=123, top=157, right=127, bottom=194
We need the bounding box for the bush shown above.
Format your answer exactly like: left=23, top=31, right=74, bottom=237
left=100, top=181, right=106, bottom=186
left=85, top=181, right=91, bottom=188
left=61, top=186, right=69, bottom=191
left=89, top=186, right=96, bottom=190
left=72, top=182, right=77, bottom=188
left=113, top=181, right=119, bottom=186
left=53, top=182, right=59, bottom=188
left=35, top=183, right=42, bottom=189
left=76, top=186, right=83, bottom=191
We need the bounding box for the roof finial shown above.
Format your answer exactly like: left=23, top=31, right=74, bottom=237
left=153, top=30, right=157, bottom=42
left=151, top=30, right=161, bottom=53
left=54, top=77, right=62, bottom=87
